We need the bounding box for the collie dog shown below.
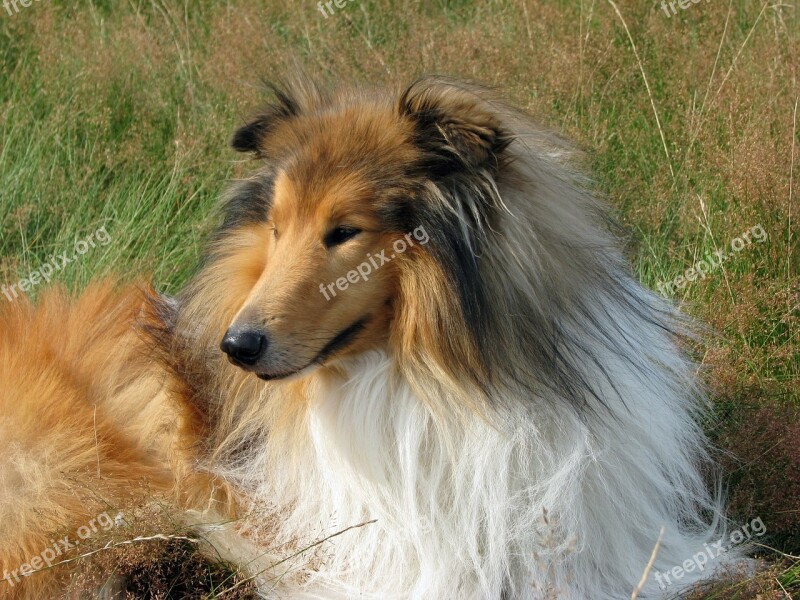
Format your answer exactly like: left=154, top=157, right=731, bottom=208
left=0, top=77, right=739, bottom=599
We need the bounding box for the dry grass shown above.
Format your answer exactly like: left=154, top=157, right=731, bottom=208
left=0, top=0, right=797, bottom=597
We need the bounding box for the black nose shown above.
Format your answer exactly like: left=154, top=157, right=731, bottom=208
left=220, top=327, right=267, bottom=366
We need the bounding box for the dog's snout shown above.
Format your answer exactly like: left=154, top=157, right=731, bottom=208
left=220, top=327, right=267, bottom=366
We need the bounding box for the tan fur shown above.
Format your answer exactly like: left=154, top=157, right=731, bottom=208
left=0, top=282, right=233, bottom=598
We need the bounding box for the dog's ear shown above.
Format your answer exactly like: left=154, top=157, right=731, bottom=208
left=399, top=78, right=512, bottom=176
left=230, top=86, right=301, bottom=155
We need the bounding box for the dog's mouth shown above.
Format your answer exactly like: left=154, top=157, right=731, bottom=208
left=254, top=317, right=368, bottom=381
left=255, top=370, right=304, bottom=382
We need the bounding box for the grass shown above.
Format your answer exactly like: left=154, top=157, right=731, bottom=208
left=0, top=0, right=797, bottom=597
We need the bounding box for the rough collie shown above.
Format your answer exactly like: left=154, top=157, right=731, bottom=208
left=0, top=77, right=740, bottom=599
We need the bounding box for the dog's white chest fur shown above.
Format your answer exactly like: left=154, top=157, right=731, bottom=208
left=221, top=348, right=711, bottom=600
left=218, top=340, right=743, bottom=600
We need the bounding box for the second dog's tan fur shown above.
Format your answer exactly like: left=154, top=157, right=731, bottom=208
left=0, top=282, right=229, bottom=599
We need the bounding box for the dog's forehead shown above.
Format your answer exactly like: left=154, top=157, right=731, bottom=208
left=269, top=109, right=419, bottom=226
left=271, top=165, right=382, bottom=230
left=278, top=104, right=416, bottom=171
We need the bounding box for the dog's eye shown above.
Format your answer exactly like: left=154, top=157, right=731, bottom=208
left=324, top=226, right=361, bottom=248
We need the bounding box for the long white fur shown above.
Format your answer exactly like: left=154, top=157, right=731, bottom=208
left=210, top=298, right=733, bottom=599
left=216, top=338, right=732, bottom=600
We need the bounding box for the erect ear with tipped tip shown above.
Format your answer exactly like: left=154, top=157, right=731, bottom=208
left=230, top=87, right=301, bottom=155
left=398, top=79, right=512, bottom=176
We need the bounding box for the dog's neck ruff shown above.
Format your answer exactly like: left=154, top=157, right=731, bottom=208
left=216, top=346, right=730, bottom=600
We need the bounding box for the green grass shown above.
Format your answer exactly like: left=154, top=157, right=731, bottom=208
left=1, top=0, right=797, bottom=595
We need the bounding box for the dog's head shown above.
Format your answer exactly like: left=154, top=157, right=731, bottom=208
left=212, top=78, right=511, bottom=384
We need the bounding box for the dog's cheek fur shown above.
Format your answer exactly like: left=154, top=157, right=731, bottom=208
left=192, top=223, right=273, bottom=339
left=216, top=170, right=276, bottom=233
left=390, top=249, right=489, bottom=411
